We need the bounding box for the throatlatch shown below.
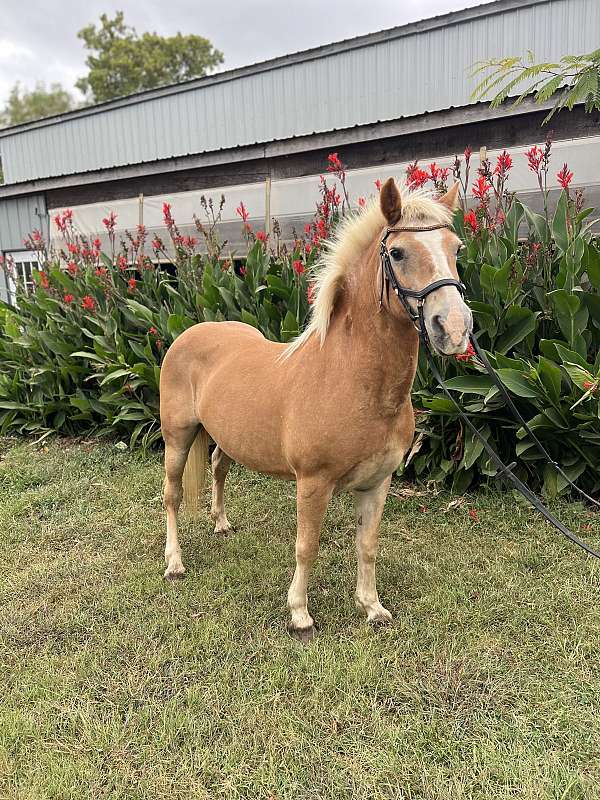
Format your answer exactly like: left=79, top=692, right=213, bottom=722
left=380, top=225, right=600, bottom=560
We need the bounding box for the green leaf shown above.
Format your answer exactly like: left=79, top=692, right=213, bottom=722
left=551, top=190, right=570, bottom=253
left=126, top=299, right=155, bottom=324
left=496, top=368, right=540, bottom=399
left=444, top=375, right=495, bottom=395
left=495, top=307, right=539, bottom=355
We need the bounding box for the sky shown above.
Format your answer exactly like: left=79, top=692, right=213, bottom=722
left=0, top=0, right=496, bottom=107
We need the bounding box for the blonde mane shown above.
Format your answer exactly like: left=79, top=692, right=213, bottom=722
left=284, top=186, right=453, bottom=357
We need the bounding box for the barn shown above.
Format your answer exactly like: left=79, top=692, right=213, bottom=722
left=0, top=0, right=599, bottom=302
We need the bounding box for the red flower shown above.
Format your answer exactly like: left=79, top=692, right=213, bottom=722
left=307, top=282, right=316, bottom=305
left=526, top=145, right=544, bottom=174
left=95, top=267, right=107, bottom=278
left=406, top=162, right=430, bottom=190
left=557, top=163, right=573, bottom=189
left=304, top=223, right=311, bottom=235
left=63, top=293, right=74, bottom=304
left=494, top=150, right=513, bottom=176
left=327, top=152, right=344, bottom=173
left=181, top=235, right=198, bottom=248
left=67, top=243, right=79, bottom=255
left=118, top=256, right=128, bottom=272
left=455, top=342, right=476, bottom=362
left=152, top=237, right=163, bottom=252
left=464, top=209, right=479, bottom=233
left=32, top=229, right=42, bottom=243
left=127, top=277, right=136, bottom=292
left=236, top=201, right=249, bottom=223
left=39, top=271, right=49, bottom=289
left=102, top=211, right=117, bottom=232
left=256, top=230, right=268, bottom=243
left=239, top=266, right=247, bottom=277
left=305, top=243, right=312, bottom=255
left=93, top=238, right=101, bottom=249
left=358, top=196, right=366, bottom=208
left=67, top=261, right=78, bottom=276
left=292, top=259, right=305, bottom=275
left=374, top=179, right=382, bottom=191
left=82, top=295, right=95, bottom=312
left=149, top=326, right=157, bottom=335
left=162, top=203, right=174, bottom=227
left=472, top=175, right=491, bottom=200
left=464, top=146, right=472, bottom=164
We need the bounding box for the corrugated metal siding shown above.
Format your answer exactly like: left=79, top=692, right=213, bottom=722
left=0, top=0, right=597, bottom=185
left=0, top=194, right=46, bottom=251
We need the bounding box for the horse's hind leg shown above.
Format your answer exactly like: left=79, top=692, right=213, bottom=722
left=163, top=425, right=198, bottom=580
left=210, top=445, right=234, bottom=534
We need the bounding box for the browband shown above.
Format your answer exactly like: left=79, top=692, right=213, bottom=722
left=385, top=223, right=452, bottom=234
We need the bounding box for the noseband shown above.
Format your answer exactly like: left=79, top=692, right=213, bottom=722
left=379, top=223, right=465, bottom=344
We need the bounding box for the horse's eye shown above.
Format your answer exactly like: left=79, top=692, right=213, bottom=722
left=390, top=248, right=404, bottom=261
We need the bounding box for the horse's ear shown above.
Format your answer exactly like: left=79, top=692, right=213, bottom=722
left=380, top=177, right=403, bottom=226
left=438, top=181, right=460, bottom=211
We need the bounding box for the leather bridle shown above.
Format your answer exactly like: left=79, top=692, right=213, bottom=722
left=380, top=222, right=600, bottom=560
left=379, top=223, right=466, bottom=346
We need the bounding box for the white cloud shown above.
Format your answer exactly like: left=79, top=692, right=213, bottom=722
left=0, top=39, right=34, bottom=62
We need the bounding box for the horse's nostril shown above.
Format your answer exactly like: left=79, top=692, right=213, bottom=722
left=431, top=314, right=445, bottom=335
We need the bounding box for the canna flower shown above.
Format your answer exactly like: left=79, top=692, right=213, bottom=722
left=152, top=237, right=163, bottom=251
left=292, top=259, right=305, bottom=275
left=472, top=175, right=491, bottom=200
left=464, top=209, right=479, bottom=232
left=374, top=179, right=382, bottom=191
left=95, top=267, right=108, bottom=277
left=67, top=243, right=79, bottom=255
left=82, top=295, right=95, bottom=312
left=494, top=150, right=513, bottom=176
left=149, top=326, right=157, bottom=335
left=93, top=238, right=101, bottom=249
left=304, top=223, right=311, bottom=235
left=326, top=152, right=344, bottom=173
left=127, top=277, right=136, bottom=292
left=236, top=201, right=250, bottom=223
left=67, top=261, right=78, bottom=276
left=118, top=255, right=128, bottom=272
left=39, top=271, right=49, bottom=289
left=102, top=211, right=117, bottom=232
left=239, top=265, right=247, bottom=277
left=162, top=203, right=174, bottom=227
left=406, top=163, right=430, bottom=190
left=63, top=293, right=74, bottom=304
left=526, top=145, right=544, bottom=174
left=464, top=146, right=472, bottom=164
left=358, top=196, right=366, bottom=208
left=256, top=231, right=268, bottom=243
left=455, top=342, right=476, bottom=362
left=556, top=163, right=574, bottom=189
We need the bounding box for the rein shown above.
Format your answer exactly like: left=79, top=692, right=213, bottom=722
left=380, top=224, right=600, bottom=560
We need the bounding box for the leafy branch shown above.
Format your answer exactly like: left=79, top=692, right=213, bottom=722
left=470, top=49, right=600, bottom=122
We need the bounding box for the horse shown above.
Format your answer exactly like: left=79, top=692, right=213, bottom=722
left=159, top=178, right=472, bottom=641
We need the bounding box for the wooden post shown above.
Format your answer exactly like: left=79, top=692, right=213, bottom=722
left=264, top=175, right=271, bottom=236
left=138, top=193, right=144, bottom=227
left=479, top=146, right=487, bottom=164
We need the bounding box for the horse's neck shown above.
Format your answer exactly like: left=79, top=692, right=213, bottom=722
left=315, top=250, right=420, bottom=414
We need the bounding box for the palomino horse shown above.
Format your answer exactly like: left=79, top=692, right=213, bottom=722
left=159, top=178, right=472, bottom=641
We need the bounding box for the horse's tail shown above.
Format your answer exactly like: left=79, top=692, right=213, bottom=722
left=182, top=427, right=210, bottom=517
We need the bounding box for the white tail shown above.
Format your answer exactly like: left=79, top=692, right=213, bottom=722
left=182, top=428, right=210, bottom=517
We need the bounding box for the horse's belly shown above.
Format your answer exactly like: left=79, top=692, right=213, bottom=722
left=337, top=447, right=407, bottom=492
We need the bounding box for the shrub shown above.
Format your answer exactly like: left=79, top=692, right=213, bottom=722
left=0, top=145, right=598, bottom=497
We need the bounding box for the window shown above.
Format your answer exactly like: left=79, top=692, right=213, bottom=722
left=5, top=250, right=40, bottom=305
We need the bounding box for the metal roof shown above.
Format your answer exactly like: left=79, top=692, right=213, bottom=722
left=0, top=0, right=596, bottom=186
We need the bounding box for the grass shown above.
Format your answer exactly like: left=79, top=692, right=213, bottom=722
left=1, top=437, right=599, bottom=800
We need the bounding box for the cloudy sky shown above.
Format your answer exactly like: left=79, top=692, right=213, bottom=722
left=0, top=0, right=495, bottom=106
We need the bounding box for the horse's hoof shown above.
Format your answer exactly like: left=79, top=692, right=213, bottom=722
left=164, top=566, right=186, bottom=581
left=288, top=624, right=317, bottom=644
left=368, top=610, right=393, bottom=626
left=214, top=524, right=234, bottom=535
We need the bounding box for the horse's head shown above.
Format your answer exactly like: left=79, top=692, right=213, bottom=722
left=379, top=178, right=472, bottom=355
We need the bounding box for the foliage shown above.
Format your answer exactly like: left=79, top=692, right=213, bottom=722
left=76, top=11, right=224, bottom=102
left=1, top=147, right=599, bottom=497
left=0, top=81, right=74, bottom=128
left=471, top=49, right=600, bottom=122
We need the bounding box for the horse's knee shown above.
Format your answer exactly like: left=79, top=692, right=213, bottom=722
left=164, top=478, right=183, bottom=510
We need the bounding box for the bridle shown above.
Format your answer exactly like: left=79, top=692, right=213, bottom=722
left=379, top=223, right=465, bottom=346
left=380, top=223, right=600, bottom=560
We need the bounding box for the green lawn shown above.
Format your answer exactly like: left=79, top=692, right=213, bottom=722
left=1, top=438, right=599, bottom=800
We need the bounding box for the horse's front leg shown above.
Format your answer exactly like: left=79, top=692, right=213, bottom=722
left=287, top=477, right=334, bottom=643
left=353, top=475, right=393, bottom=624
